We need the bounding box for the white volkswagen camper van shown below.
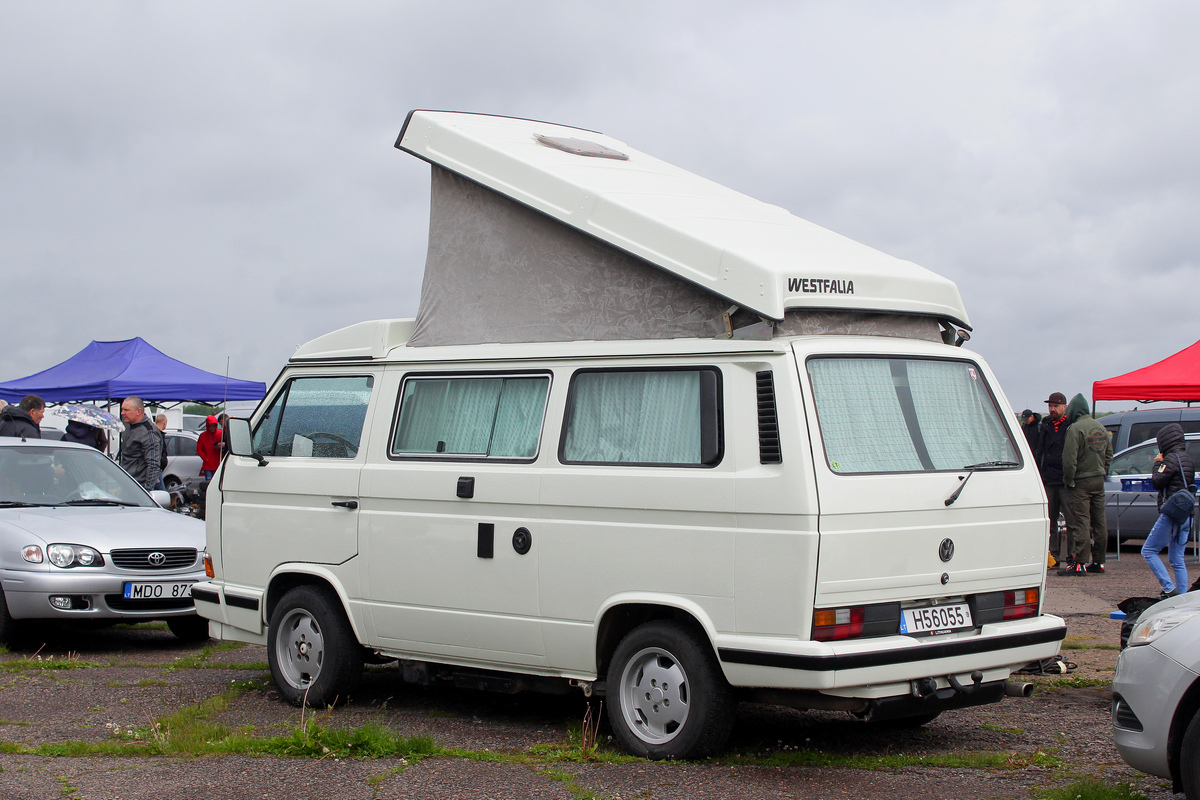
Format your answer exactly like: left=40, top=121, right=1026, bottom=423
left=194, top=111, right=1066, bottom=759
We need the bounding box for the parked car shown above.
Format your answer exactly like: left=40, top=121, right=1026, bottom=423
left=1113, top=592, right=1200, bottom=797
left=1102, top=408, right=1200, bottom=455
left=0, top=437, right=209, bottom=642
left=1105, top=433, right=1200, bottom=543
left=162, top=430, right=202, bottom=491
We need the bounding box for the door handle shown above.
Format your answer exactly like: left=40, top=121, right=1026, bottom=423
left=331, top=500, right=358, bottom=510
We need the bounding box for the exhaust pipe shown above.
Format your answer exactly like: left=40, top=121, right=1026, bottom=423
left=1005, top=681, right=1034, bottom=698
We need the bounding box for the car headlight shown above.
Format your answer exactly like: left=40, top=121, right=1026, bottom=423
left=46, top=544, right=105, bottom=568
left=1128, top=607, right=1200, bottom=646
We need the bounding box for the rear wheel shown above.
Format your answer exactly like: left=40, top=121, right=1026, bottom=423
left=167, top=614, right=210, bottom=643
left=163, top=476, right=182, bottom=491
left=268, top=585, right=362, bottom=707
left=606, top=620, right=733, bottom=759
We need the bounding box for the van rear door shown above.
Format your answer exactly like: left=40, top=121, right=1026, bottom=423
left=794, top=346, right=1046, bottom=616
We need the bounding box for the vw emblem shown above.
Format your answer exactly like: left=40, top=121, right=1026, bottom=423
left=147, top=552, right=167, bottom=567
left=938, top=538, right=955, bottom=563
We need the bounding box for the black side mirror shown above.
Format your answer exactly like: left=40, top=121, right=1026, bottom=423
left=228, top=418, right=267, bottom=466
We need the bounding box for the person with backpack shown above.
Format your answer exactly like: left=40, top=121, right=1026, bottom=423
left=1141, top=423, right=1196, bottom=599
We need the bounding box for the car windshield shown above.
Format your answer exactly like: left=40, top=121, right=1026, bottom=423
left=0, top=445, right=154, bottom=507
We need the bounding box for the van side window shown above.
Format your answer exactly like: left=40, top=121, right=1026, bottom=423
left=561, top=368, right=722, bottom=466
left=252, top=376, right=374, bottom=458
left=392, top=375, right=550, bottom=459
left=807, top=357, right=1017, bottom=474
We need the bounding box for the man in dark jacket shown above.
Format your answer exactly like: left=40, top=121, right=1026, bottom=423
left=1060, top=393, right=1114, bottom=575
left=119, top=396, right=163, bottom=492
left=1141, top=423, right=1195, bottom=597
left=0, top=395, right=46, bottom=438
left=1036, top=393, right=1071, bottom=563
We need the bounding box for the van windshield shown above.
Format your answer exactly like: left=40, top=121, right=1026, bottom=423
left=806, top=356, right=1019, bottom=475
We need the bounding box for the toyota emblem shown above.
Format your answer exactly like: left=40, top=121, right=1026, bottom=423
left=938, top=538, right=954, bottom=563
left=147, top=552, right=167, bottom=567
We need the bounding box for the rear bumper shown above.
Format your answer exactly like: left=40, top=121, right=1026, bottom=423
left=716, top=614, right=1066, bottom=694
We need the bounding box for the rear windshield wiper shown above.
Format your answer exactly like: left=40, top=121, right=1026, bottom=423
left=60, top=499, right=140, bottom=507
left=945, top=461, right=1021, bottom=506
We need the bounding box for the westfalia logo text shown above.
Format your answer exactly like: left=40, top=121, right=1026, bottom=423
left=787, top=278, right=854, bottom=294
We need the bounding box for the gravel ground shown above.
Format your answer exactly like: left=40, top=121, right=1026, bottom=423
left=0, top=546, right=1188, bottom=800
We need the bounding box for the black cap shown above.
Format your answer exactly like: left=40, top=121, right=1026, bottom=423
left=1045, top=392, right=1067, bottom=404
left=1020, top=409, right=1034, bottom=418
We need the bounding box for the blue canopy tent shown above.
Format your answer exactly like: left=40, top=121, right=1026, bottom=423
left=0, top=338, right=267, bottom=405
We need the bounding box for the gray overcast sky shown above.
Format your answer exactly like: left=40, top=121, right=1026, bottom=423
left=2, top=1, right=1197, bottom=415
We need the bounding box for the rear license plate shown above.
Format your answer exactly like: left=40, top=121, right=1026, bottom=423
left=123, top=582, right=193, bottom=600
left=900, top=602, right=973, bottom=636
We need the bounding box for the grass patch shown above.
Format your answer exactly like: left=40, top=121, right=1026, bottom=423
left=1061, top=640, right=1120, bottom=651
left=537, top=767, right=604, bottom=799
left=166, top=640, right=246, bottom=671
left=0, top=655, right=102, bottom=673
left=723, top=748, right=1061, bottom=770
left=1032, top=778, right=1148, bottom=800
left=981, top=723, right=1024, bottom=734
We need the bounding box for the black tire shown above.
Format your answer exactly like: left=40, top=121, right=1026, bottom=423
left=267, top=585, right=362, bottom=707
left=0, top=587, right=16, bottom=644
left=167, top=614, right=211, bottom=643
left=1180, top=710, right=1200, bottom=799
left=164, top=476, right=182, bottom=491
left=605, top=620, right=734, bottom=759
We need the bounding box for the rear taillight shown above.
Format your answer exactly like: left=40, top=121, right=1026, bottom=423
left=812, top=607, right=865, bottom=641
left=1003, top=588, right=1039, bottom=620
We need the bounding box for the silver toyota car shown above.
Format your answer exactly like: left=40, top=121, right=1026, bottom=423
left=0, top=437, right=209, bottom=642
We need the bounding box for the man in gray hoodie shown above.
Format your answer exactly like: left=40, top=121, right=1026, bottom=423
left=1058, top=393, right=1114, bottom=575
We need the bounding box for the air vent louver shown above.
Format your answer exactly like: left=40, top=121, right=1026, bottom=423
left=756, top=370, right=782, bottom=464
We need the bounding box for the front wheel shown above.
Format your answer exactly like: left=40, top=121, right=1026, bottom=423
left=267, top=585, right=362, bottom=707
left=1180, top=710, right=1200, bottom=799
left=606, top=620, right=733, bottom=759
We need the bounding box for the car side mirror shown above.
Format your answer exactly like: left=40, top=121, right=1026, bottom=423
left=150, top=490, right=172, bottom=508
left=227, top=418, right=267, bottom=466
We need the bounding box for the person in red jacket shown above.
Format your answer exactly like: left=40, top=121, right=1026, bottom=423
left=196, top=415, right=224, bottom=480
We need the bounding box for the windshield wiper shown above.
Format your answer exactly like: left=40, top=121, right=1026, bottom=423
left=60, top=499, right=139, bottom=507
left=0, top=500, right=52, bottom=508
left=945, top=461, right=1021, bottom=506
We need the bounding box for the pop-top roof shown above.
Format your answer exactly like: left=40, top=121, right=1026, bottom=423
left=396, top=111, right=969, bottom=329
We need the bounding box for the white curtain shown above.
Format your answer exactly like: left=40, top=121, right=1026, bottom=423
left=807, top=359, right=923, bottom=473
left=562, top=371, right=702, bottom=464
left=393, top=377, right=547, bottom=457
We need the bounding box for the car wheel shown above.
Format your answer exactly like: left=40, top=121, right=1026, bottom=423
left=0, top=587, right=16, bottom=644
left=166, top=615, right=210, bottom=643
left=606, top=620, right=733, bottom=759
left=164, top=476, right=182, bottom=491
left=267, top=585, right=362, bottom=707
left=1180, top=710, right=1200, bottom=799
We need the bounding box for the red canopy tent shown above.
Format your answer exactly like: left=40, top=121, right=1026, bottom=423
left=1093, top=339, right=1200, bottom=403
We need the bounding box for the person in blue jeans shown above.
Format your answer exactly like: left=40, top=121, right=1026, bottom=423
left=1141, top=423, right=1195, bottom=598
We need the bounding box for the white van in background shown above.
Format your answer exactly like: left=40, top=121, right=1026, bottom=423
left=193, top=112, right=1065, bottom=760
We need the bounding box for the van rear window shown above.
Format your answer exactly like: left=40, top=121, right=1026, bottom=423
left=806, top=357, right=1018, bottom=474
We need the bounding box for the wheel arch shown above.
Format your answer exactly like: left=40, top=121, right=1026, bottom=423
left=263, top=567, right=363, bottom=644
left=595, top=597, right=719, bottom=681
